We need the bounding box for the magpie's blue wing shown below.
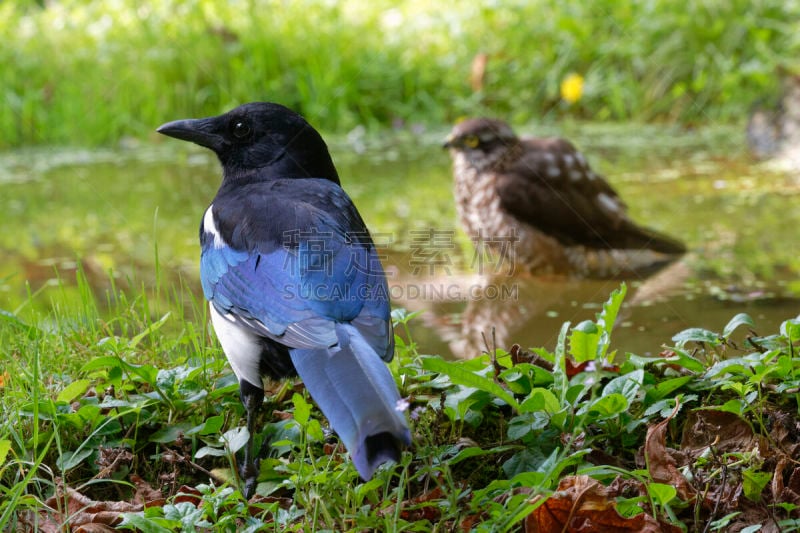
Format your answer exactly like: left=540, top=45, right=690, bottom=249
left=200, top=178, right=393, bottom=359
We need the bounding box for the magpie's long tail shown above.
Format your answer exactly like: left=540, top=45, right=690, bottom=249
left=289, top=323, right=411, bottom=479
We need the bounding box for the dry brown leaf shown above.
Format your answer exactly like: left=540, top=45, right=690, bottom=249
left=39, top=474, right=167, bottom=531
left=772, top=456, right=789, bottom=502
left=174, top=484, right=204, bottom=506
left=680, top=410, right=759, bottom=457
left=677, top=409, right=774, bottom=511
left=524, top=475, right=667, bottom=533
left=131, top=473, right=165, bottom=507
left=382, top=486, right=446, bottom=522
left=644, top=401, right=696, bottom=502
left=564, top=359, right=620, bottom=379
left=43, top=483, right=142, bottom=530
left=95, top=446, right=133, bottom=479
left=74, top=524, right=117, bottom=532
left=272, top=409, right=294, bottom=420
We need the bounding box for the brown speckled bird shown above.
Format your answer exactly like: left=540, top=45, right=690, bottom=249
left=443, top=118, right=686, bottom=277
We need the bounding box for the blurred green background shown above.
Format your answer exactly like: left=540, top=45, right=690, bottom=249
left=1, top=0, right=798, bottom=147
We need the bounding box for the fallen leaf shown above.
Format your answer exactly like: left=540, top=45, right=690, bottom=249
left=680, top=410, right=759, bottom=457
left=772, top=455, right=788, bottom=503
left=173, top=485, right=204, bottom=506
left=95, top=446, right=133, bottom=479
left=42, top=481, right=143, bottom=530
left=74, top=524, right=117, bottom=532
left=131, top=474, right=165, bottom=507
left=644, top=401, right=696, bottom=502
left=525, top=475, right=669, bottom=532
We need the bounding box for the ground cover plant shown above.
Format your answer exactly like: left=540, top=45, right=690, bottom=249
left=2, top=275, right=800, bottom=531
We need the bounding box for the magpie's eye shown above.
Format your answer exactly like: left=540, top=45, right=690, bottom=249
left=232, top=120, right=251, bottom=139
left=464, top=135, right=480, bottom=148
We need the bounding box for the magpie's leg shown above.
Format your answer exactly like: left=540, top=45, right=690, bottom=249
left=239, top=380, right=264, bottom=499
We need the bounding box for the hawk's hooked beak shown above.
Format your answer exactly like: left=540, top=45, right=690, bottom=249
left=442, top=134, right=457, bottom=149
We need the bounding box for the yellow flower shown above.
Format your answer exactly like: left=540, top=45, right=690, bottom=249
left=560, top=73, right=584, bottom=104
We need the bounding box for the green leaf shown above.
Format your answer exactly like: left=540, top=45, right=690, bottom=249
left=708, top=512, right=742, bottom=531
left=221, top=426, right=250, bottom=454
left=672, top=327, right=721, bottom=346
left=596, top=283, right=626, bottom=334
left=448, top=445, right=515, bottom=466
left=149, top=422, right=195, bottom=444
left=81, top=355, right=122, bottom=373
left=57, top=447, right=93, bottom=471
left=781, top=319, right=800, bottom=343
left=508, top=412, right=550, bottom=439
left=443, top=387, right=491, bottom=424
left=56, top=379, right=92, bottom=404
left=648, top=482, right=677, bottom=506
left=125, top=363, right=160, bottom=387
left=553, top=321, right=571, bottom=404
left=194, top=445, right=227, bottom=459
left=723, top=313, right=755, bottom=339
left=519, top=388, right=561, bottom=414
left=156, top=365, right=193, bottom=390
left=421, top=357, right=519, bottom=411
left=645, top=375, right=694, bottom=403
left=640, top=348, right=705, bottom=374
left=743, top=469, right=771, bottom=502
left=503, top=447, right=548, bottom=478
left=196, top=415, right=224, bottom=436
left=615, top=496, right=646, bottom=518
left=119, top=513, right=176, bottom=533
left=129, top=312, right=171, bottom=349
left=579, top=393, right=628, bottom=419
left=705, top=358, right=749, bottom=379
left=602, top=370, right=644, bottom=405
left=292, top=393, right=311, bottom=427
left=569, top=321, right=601, bottom=362
left=0, top=439, right=12, bottom=464
left=715, top=399, right=747, bottom=416
left=739, top=525, right=763, bottom=533
left=306, top=419, right=324, bottom=442
left=391, top=308, right=421, bottom=325
left=164, top=501, right=205, bottom=530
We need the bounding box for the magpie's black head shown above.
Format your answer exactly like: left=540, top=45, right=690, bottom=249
left=157, top=102, right=340, bottom=184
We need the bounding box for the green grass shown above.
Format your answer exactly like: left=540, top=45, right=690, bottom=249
left=2, top=274, right=800, bottom=530
left=1, top=0, right=797, bottom=147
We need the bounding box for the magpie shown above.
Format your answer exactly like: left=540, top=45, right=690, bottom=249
left=157, top=102, right=411, bottom=498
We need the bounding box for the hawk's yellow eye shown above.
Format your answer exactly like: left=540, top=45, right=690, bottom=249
left=464, top=135, right=480, bottom=148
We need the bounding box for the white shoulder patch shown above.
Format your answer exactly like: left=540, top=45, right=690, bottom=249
left=203, top=204, right=226, bottom=249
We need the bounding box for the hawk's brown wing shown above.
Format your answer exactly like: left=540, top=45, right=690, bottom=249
left=495, top=137, right=685, bottom=253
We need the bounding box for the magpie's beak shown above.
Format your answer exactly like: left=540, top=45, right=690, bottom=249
left=157, top=117, right=225, bottom=152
